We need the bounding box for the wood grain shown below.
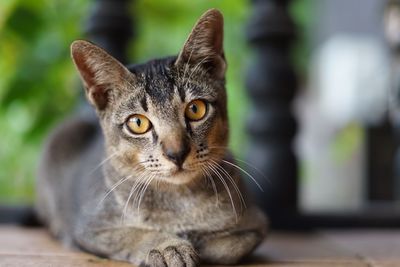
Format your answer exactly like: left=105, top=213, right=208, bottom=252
left=1, top=226, right=400, bottom=267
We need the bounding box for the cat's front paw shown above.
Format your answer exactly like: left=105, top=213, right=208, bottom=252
left=142, top=243, right=199, bottom=267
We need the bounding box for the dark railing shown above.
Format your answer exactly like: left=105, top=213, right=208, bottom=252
left=389, top=0, right=400, bottom=202
left=86, top=0, right=134, bottom=64
left=245, top=0, right=298, bottom=226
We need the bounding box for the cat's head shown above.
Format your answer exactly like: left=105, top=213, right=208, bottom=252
left=71, top=9, right=228, bottom=185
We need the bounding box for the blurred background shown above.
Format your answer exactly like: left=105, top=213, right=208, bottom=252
left=0, top=0, right=311, bottom=204
left=2, top=0, right=398, bottom=226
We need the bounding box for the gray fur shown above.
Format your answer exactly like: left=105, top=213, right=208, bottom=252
left=36, top=9, right=267, bottom=266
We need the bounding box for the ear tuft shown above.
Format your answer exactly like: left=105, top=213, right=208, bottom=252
left=175, top=9, right=226, bottom=80
left=70, top=40, right=132, bottom=110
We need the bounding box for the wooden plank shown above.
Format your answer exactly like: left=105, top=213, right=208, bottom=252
left=0, top=255, right=368, bottom=267
left=0, top=226, right=75, bottom=256
left=253, top=232, right=361, bottom=262
left=322, top=230, right=400, bottom=267
left=2, top=226, right=400, bottom=267
left=0, top=255, right=133, bottom=267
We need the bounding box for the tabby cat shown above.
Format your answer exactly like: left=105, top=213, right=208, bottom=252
left=36, top=9, right=267, bottom=267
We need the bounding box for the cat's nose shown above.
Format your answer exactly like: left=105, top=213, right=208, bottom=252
left=162, top=137, right=191, bottom=168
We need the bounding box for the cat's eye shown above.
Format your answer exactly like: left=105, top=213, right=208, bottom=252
left=126, top=114, right=152, bottom=134
left=185, top=99, right=207, bottom=121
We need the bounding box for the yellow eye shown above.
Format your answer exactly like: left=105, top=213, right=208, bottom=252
left=126, top=114, right=152, bottom=134
left=185, top=99, right=207, bottom=121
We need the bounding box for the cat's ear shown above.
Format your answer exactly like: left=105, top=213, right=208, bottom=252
left=175, top=9, right=226, bottom=80
left=70, top=40, right=133, bottom=110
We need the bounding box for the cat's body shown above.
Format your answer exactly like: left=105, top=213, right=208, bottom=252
left=36, top=10, right=267, bottom=267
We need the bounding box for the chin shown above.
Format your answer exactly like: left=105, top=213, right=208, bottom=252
left=159, top=168, right=201, bottom=185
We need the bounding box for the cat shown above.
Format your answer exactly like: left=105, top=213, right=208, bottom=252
left=36, top=9, right=267, bottom=267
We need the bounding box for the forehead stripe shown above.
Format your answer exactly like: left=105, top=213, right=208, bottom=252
left=151, top=129, right=158, bottom=144
left=177, top=85, right=186, bottom=102
left=184, top=117, right=193, bottom=136
left=140, top=96, right=148, bottom=112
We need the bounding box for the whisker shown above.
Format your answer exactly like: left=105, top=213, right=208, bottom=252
left=132, top=173, right=150, bottom=210
left=96, top=161, right=148, bottom=208
left=206, top=162, right=238, bottom=222
left=209, top=159, right=246, bottom=212
left=121, top=170, right=149, bottom=224
left=200, top=165, right=219, bottom=206
left=88, top=150, right=119, bottom=175
left=230, top=158, right=270, bottom=184
left=96, top=174, right=133, bottom=209
left=221, top=159, right=264, bottom=192
left=136, top=174, right=156, bottom=213
left=121, top=183, right=136, bottom=225
left=128, top=170, right=150, bottom=205
left=207, top=146, right=270, bottom=184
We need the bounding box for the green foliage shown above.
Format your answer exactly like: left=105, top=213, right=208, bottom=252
left=0, top=0, right=310, bottom=204
left=0, top=0, right=89, bottom=203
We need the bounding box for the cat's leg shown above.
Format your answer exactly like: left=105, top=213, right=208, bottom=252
left=196, top=228, right=264, bottom=264
left=74, top=227, right=199, bottom=267
left=194, top=208, right=268, bottom=264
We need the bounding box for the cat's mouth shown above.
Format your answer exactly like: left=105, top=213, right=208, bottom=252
left=159, top=166, right=200, bottom=184
left=168, top=166, right=190, bottom=175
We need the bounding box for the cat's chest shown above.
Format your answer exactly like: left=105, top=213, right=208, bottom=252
left=123, top=188, right=238, bottom=232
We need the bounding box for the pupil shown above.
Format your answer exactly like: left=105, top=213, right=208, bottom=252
left=136, top=118, right=141, bottom=127
left=191, top=104, right=198, bottom=113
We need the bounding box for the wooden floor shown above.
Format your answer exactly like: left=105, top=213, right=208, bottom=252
left=1, top=226, right=400, bottom=267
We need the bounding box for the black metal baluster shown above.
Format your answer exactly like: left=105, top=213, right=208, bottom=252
left=86, top=0, right=134, bottom=64
left=385, top=0, right=400, bottom=201
left=245, top=0, right=298, bottom=228
left=367, top=123, right=395, bottom=201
